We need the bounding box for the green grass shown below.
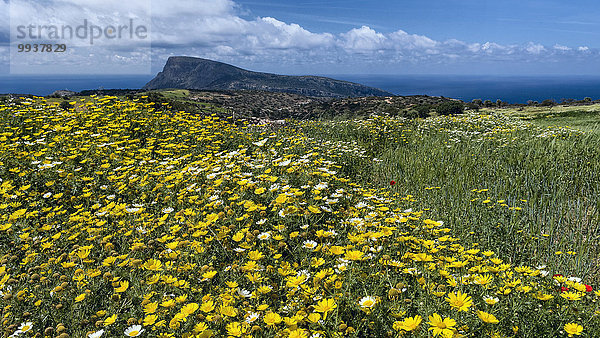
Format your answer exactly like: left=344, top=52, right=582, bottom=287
left=502, top=104, right=600, bottom=133
left=297, top=111, right=600, bottom=283
left=152, top=89, right=191, bottom=99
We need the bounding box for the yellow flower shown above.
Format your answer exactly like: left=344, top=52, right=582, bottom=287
left=226, top=322, right=245, bottom=337
left=76, top=248, right=91, bottom=259
left=329, top=246, right=345, bottom=255
left=428, top=313, right=456, bottom=337
left=263, top=312, right=282, bottom=326
left=275, top=194, right=288, bottom=204
left=200, top=300, right=215, bottom=313
left=289, top=328, right=309, bottom=338
left=445, top=291, right=473, bottom=312
left=142, top=259, right=163, bottom=271
left=476, top=311, right=499, bottom=324
left=307, top=313, right=321, bottom=323
left=314, top=298, right=337, bottom=319
left=219, top=305, right=238, bottom=317
left=308, top=205, right=321, bottom=213
left=181, top=303, right=199, bottom=316
left=202, top=270, right=217, bottom=280
left=161, top=299, right=176, bottom=308
left=114, top=280, right=129, bottom=293
left=75, top=293, right=86, bottom=302
left=344, top=250, right=364, bottom=261
left=143, top=302, right=158, bottom=314
left=564, top=323, right=583, bottom=337
left=560, top=291, right=583, bottom=301
left=143, top=314, right=157, bottom=326
left=175, top=294, right=188, bottom=304
left=103, top=314, right=117, bottom=326
left=534, top=292, right=554, bottom=301
left=474, top=274, right=493, bottom=286
left=194, top=322, right=208, bottom=333
left=397, top=315, right=422, bottom=332
left=248, top=250, right=264, bottom=261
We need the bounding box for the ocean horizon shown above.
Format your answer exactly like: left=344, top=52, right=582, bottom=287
left=1, top=74, right=600, bottom=104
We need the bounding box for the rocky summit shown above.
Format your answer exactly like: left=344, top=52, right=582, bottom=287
left=143, top=56, right=393, bottom=98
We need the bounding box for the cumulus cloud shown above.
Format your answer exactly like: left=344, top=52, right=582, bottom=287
left=1, top=0, right=598, bottom=74
left=144, top=1, right=598, bottom=72
left=340, top=26, right=386, bottom=51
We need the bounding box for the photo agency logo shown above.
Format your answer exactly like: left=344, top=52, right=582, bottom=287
left=14, top=19, right=149, bottom=46
left=10, top=0, right=152, bottom=75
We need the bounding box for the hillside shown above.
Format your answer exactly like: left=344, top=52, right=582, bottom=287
left=143, top=56, right=393, bottom=98
left=129, top=89, right=454, bottom=120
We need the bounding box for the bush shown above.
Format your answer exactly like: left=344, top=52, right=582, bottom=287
left=59, top=100, right=74, bottom=110
left=466, top=102, right=480, bottom=111
left=540, top=99, right=556, bottom=107
left=435, top=101, right=464, bottom=116
left=413, top=104, right=433, bottom=118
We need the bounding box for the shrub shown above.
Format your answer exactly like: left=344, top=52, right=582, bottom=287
left=59, top=100, right=74, bottom=110
left=540, top=99, right=556, bottom=107
left=435, top=101, right=464, bottom=116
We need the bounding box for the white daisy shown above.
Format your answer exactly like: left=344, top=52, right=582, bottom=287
left=257, top=232, right=271, bottom=240
left=124, top=324, right=144, bottom=337
left=18, top=322, right=33, bottom=332
left=88, top=329, right=105, bottom=338
left=358, top=296, right=377, bottom=309
left=303, top=240, right=318, bottom=250
left=246, top=312, right=260, bottom=323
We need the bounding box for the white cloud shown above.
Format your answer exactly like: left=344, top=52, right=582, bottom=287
left=554, top=44, right=571, bottom=51
left=389, top=30, right=437, bottom=51
left=1, top=0, right=598, bottom=74
left=340, top=26, right=386, bottom=51
left=525, top=42, right=545, bottom=54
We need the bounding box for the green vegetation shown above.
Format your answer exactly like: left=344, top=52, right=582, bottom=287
left=297, top=112, right=600, bottom=282
left=0, top=95, right=598, bottom=337
left=434, top=101, right=465, bottom=115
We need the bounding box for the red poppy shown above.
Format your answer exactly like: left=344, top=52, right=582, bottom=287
left=561, top=286, right=569, bottom=292
left=390, top=180, right=396, bottom=186
left=585, top=284, right=593, bottom=292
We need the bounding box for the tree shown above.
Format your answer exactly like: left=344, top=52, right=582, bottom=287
left=414, top=104, right=432, bottom=118
left=435, top=101, right=464, bottom=116
left=483, top=100, right=493, bottom=107
left=540, top=99, right=556, bottom=107
left=466, top=102, right=480, bottom=111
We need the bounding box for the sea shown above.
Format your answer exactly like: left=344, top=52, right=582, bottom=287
left=2, top=74, right=600, bottom=104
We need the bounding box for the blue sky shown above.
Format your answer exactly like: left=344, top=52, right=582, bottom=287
left=0, top=0, right=599, bottom=76
left=235, top=0, right=600, bottom=46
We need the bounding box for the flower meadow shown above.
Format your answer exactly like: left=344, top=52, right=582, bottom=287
left=0, top=96, right=599, bottom=337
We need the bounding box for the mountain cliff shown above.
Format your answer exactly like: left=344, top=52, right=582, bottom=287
left=143, top=57, right=392, bottom=98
